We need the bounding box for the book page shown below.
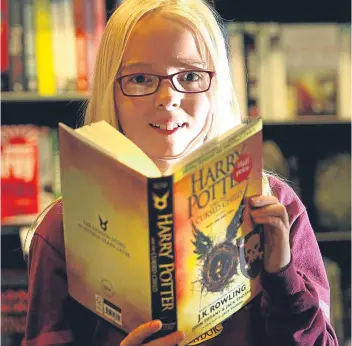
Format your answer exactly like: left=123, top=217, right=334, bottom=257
left=73, top=121, right=161, bottom=178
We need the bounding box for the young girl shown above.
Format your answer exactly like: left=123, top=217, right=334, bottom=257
left=23, top=0, right=338, bottom=345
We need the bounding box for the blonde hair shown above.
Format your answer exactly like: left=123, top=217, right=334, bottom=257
left=84, top=0, right=242, bottom=140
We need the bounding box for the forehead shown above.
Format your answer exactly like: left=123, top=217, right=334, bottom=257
left=121, top=14, right=207, bottom=71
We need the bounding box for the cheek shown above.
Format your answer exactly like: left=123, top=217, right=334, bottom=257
left=186, top=94, right=211, bottom=122
left=115, top=94, right=146, bottom=129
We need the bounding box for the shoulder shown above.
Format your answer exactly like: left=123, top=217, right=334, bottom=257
left=30, top=198, right=65, bottom=258
left=266, top=173, right=306, bottom=226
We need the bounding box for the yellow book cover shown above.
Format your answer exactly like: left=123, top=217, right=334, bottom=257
left=59, top=118, right=263, bottom=345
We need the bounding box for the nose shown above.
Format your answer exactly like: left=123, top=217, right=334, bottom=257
left=154, top=79, right=182, bottom=110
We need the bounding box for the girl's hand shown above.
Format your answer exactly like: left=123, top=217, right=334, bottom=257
left=250, top=195, right=291, bottom=273
left=121, top=320, right=185, bottom=346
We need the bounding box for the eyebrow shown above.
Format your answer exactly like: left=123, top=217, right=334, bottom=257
left=121, top=59, right=206, bottom=70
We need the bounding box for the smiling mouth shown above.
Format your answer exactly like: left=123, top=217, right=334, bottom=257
left=149, top=122, right=187, bottom=135
left=149, top=122, right=186, bottom=130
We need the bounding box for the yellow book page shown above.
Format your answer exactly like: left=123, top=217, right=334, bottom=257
left=75, top=121, right=161, bottom=178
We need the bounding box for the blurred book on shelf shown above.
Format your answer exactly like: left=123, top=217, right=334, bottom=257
left=1, top=0, right=106, bottom=96
left=226, top=22, right=351, bottom=122
left=282, top=24, right=340, bottom=118
left=1, top=124, right=60, bottom=226
left=262, top=140, right=301, bottom=197
left=314, top=153, right=351, bottom=232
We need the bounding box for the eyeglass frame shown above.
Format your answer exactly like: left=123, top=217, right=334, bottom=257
left=115, top=70, right=216, bottom=97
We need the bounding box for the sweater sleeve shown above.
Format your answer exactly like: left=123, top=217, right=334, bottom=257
left=260, top=176, right=339, bottom=346
left=22, top=201, right=97, bottom=346
left=22, top=200, right=73, bottom=346
left=22, top=233, right=74, bottom=346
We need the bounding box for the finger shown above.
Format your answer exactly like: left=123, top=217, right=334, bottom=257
left=250, top=195, right=279, bottom=207
left=250, top=204, right=289, bottom=229
left=145, top=330, right=185, bottom=346
left=251, top=215, right=288, bottom=231
left=121, top=320, right=162, bottom=346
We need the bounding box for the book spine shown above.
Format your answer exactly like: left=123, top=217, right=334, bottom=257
left=1, top=0, right=9, bottom=91
left=227, top=23, right=248, bottom=119
left=73, top=0, right=89, bottom=92
left=84, top=0, right=95, bottom=90
left=147, top=176, right=177, bottom=338
left=35, top=0, right=57, bottom=95
left=257, top=25, right=272, bottom=120
left=243, top=25, right=260, bottom=119
left=267, top=23, right=289, bottom=121
left=338, top=24, right=351, bottom=120
left=62, top=0, right=77, bottom=92
left=50, top=0, right=65, bottom=93
left=93, top=0, right=106, bottom=75
left=9, top=0, right=26, bottom=91
left=23, top=0, right=37, bottom=92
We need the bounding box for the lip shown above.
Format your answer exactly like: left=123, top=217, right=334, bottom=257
left=151, top=127, right=181, bottom=135
left=149, top=119, right=186, bottom=125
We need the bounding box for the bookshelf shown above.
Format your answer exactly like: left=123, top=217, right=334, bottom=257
left=1, top=92, right=89, bottom=102
left=315, top=231, right=351, bottom=242
left=214, top=0, right=351, bottom=23
left=2, top=92, right=351, bottom=125
left=264, top=115, right=351, bottom=125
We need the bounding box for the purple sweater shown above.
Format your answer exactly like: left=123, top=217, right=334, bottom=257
left=22, top=175, right=339, bottom=346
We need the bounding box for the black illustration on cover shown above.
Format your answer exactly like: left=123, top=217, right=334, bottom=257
left=192, top=183, right=264, bottom=293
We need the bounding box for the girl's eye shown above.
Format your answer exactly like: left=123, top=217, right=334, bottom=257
left=183, top=72, right=200, bottom=82
left=129, top=74, right=150, bottom=84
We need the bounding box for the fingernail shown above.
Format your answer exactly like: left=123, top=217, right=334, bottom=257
left=252, top=197, right=260, bottom=205
left=151, top=320, right=162, bottom=330
left=178, top=331, right=186, bottom=340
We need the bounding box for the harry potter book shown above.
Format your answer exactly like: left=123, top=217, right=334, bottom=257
left=58, top=117, right=264, bottom=345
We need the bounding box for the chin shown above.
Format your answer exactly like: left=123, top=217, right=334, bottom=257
left=142, top=140, right=185, bottom=157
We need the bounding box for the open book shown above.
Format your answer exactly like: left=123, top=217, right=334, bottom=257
left=59, top=117, right=264, bottom=345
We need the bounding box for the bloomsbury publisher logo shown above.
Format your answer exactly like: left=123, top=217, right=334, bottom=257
left=187, top=324, right=224, bottom=345
left=98, top=215, right=108, bottom=231
left=152, top=191, right=170, bottom=210
left=100, top=279, right=115, bottom=297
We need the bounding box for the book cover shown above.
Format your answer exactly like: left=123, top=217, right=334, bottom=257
left=1, top=125, right=40, bottom=223
left=1, top=125, right=56, bottom=225
left=59, top=118, right=263, bottom=345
